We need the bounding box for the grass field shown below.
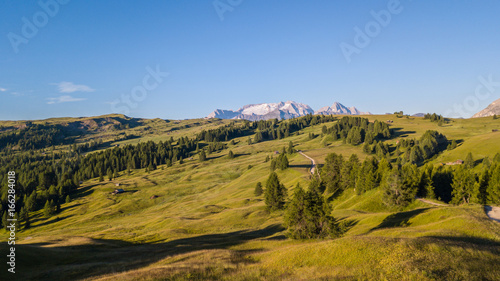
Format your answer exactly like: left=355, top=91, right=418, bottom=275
left=1, top=114, right=500, bottom=280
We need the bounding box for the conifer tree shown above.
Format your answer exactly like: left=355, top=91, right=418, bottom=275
left=264, top=172, right=287, bottom=211
left=199, top=150, right=206, bottom=162
left=322, top=153, right=343, bottom=193
left=464, top=152, right=474, bottom=169
left=487, top=164, right=500, bottom=204
left=228, top=150, right=235, bottom=159
left=254, top=182, right=263, bottom=196
left=284, top=183, right=340, bottom=239
left=383, top=166, right=418, bottom=208
left=451, top=166, right=476, bottom=204
left=44, top=200, right=55, bottom=217
left=107, top=168, right=113, bottom=181
left=287, top=141, right=294, bottom=154
left=340, top=154, right=359, bottom=190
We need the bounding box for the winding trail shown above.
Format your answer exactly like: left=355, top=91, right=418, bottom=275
left=298, top=150, right=318, bottom=176
left=296, top=151, right=500, bottom=224
left=417, top=198, right=500, bottom=223
left=416, top=198, right=448, bottom=207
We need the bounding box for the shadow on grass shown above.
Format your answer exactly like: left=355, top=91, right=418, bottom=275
left=32, top=215, right=73, bottom=228
left=289, top=164, right=312, bottom=169
left=370, top=208, right=430, bottom=232
left=60, top=203, right=81, bottom=212
left=419, top=235, right=500, bottom=255
left=10, top=224, right=285, bottom=281
left=391, top=127, right=417, bottom=138
left=72, top=184, right=96, bottom=199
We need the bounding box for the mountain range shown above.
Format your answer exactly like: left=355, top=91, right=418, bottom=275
left=472, top=98, right=500, bottom=118
left=207, top=101, right=370, bottom=121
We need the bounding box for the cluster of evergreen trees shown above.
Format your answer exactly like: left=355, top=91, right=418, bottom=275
left=323, top=116, right=391, bottom=145
left=424, top=113, right=445, bottom=125
left=197, top=114, right=338, bottom=145
left=262, top=172, right=342, bottom=239
left=0, top=124, right=70, bottom=151
left=395, top=130, right=449, bottom=165
left=0, top=135, right=201, bottom=230
left=319, top=151, right=500, bottom=208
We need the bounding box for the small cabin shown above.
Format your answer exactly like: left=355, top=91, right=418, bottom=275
left=115, top=183, right=120, bottom=187
left=112, top=189, right=124, bottom=195
left=446, top=160, right=464, bottom=165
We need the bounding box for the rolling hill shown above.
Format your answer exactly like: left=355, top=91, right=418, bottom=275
left=1, top=113, right=500, bottom=280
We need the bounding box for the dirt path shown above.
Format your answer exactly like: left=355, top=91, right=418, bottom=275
left=416, top=198, right=448, bottom=207
left=485, top=206, right=500, bottom=223
left=298, top=151, right=318, bottom=176
left=417, top=198, right=500, bottom=223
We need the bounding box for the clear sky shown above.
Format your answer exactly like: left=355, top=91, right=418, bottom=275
left=1, top=0, right=500, bottom=120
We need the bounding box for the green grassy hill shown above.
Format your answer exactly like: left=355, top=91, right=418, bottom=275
left=1, top=114, right=500, bottom=280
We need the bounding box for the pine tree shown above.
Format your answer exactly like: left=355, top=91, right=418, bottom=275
left=99, top=173, right=104, bottom=182
left=482, top=157, right=491, bottom=169
left=451, top=166, right=476, bottom=205
left=24, top=213, right=31, bottom=229
left=474, top=169, right=489, bottom=204
left=65, top=195, right=71, bottom=204
left=199, top=150, right=206, bottom=162
left=254, top=182, right=263, bottom=196
left=487, top=164, right=500, bottom=204
left=383, top=166, right=418, bottom=208
left=44, top=200, right=55, bottom=217
left=284, top=183, right=340, bottom=239
left=340, top=154, right=359, bottom=190
left=277, top=154, right=289, bottom=170
left=464, top=152, right=474, bottom=169
left=107, top=168, right=113, bottom=181
left=494, top=153, right=500, bottom=163
left=228, top=150, right=235, bottom=159
left=287, top=141, right=294, bottom=154
left=322, top=153, right=343, bottom=194
left=264, top=172, right=287, bottom=211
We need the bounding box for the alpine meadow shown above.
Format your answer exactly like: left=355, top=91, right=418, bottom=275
left=2, top=1, right=500, bottom=281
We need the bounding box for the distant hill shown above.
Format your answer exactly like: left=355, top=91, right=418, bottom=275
left=207, top=101, right=369, bottom=120
left=412, top=113, right=425, bottom=117
left=472, top=98, right=500, bottom=118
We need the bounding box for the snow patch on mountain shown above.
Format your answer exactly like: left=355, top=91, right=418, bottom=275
left=207, top=101, right=369, bottom=121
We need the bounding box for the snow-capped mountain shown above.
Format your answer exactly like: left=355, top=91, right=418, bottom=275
left=207, top=101, right=369, bottom=121
left=207, top=101, right=314, bottom=121
left=315, top=102, right=370, bottom=116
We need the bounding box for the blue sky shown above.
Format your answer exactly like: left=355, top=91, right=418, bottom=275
left=1, top=0, right=500, bottom=120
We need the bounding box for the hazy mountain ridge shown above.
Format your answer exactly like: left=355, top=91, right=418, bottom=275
left=207, top=101, right=369, bottom=120
left=472, top=98, right=500, bottom=118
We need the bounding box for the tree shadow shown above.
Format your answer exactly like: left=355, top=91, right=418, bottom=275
left=289, top=164, right=312, bottom=169
left=72, top=184, right=96, bottom=199
left=32, top=215, right=73, bottom=228
left=370, top=208, right=430, bottom=232
left=11, top=224, right=285, bottom=281
left=419, top=235, right=500, bottom=255
left=60, top=203, right=82, bottom=212
left=391, top=127, right=417, bottom=138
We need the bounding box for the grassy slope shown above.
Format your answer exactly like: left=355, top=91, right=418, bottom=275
left=1, top=115, right=500, bottom=280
